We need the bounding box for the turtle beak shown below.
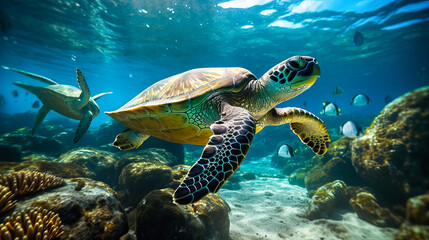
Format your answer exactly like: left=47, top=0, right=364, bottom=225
left=312, top=62, right=321, bottom=77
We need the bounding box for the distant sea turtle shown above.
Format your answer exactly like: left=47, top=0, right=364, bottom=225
left=2, top=66, right=112, bottom=143
left=106, top=56, right=331, bottom=204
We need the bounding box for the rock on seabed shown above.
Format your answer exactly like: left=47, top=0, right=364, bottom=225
left=351, top=86, right=429, bottom=201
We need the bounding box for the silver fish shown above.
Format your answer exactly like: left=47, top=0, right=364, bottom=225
left=339, top=121, right=364, bottom=138
left=277, top=144, right=296, bottom=158
left=321, top=102, right=341, bottom=116
left=351, top=93, right=370, bottom=106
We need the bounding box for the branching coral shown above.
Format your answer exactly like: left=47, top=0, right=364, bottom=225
left=0, top=186, right=17, bottom=215
left=0, top=207, right=64, bottom=240
left=0, top=171, right=65, bottom=198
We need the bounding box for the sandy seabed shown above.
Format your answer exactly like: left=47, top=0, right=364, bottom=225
left=218, top=160, right=397, bottom=240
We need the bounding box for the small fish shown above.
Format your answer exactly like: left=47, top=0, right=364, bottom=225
left=12, top=90, right=18, bottom=97
left=353, top=31, right=364, bottom=46
left=333, top=86, right=344, bottom=96
left=32, top=100, right=40, bottom=108
left=351, top=93, right=370, bottom=106
left=277, top=144, right=297, bottom=158
left=0, top=94, right=6, bottom=107
left=384, top=95, right=393, bottom=104
left=25, top=92, right=29, bottom=96
left=339, top=121, right=364, bottom=138
left=303, top=101, right=307, bottom=107
left=320, top=102, right=341, bottom=116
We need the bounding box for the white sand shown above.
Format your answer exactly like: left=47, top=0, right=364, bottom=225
left=218, top=157, right=397, bottom=240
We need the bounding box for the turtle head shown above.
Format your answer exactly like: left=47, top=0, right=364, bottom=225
left=261, top=56, right=320, bottom=102
left=86, top=100, right=100, bottom=117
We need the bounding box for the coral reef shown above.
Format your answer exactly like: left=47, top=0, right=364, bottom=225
left=0, top=160, right=93, bottom=179
left=395, top=193, right=429, bottom=239
left=0, top=186, right=16, bottom=215
left=0, top=207, right=63, bottom=239
left=352, top=86, right=429, bottom=201
left=0, top=171, right=64, bottom=198
left=56, top=147, right=117, bottom=186
left=135, top=188, right=229, bottom=240
left=11, top=178, right=128, bottom=240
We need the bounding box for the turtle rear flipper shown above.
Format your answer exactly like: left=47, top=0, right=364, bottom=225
left=113, top=128, right=150, bottom=150
left=2, top=66, right=58, bottom=85
left=12, top=82, right=42, bottom=98
left=173, top=105, right=256, bottom=205
left=72, top=69, right=91, bottom=110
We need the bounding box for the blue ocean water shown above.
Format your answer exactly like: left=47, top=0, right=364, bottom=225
left=0, top=0, right=428, bottom=128
left=1, top=2, right=429, bottom=239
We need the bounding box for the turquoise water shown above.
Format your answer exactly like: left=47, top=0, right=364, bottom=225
left=0, top=0, right=428, bottom=127
left=0, top=1, right=428, bottom=239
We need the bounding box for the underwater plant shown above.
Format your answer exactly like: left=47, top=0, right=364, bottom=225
left=0, top=207, right=64, bottom=240
left=0, top=171, right=65, bottom=198
left=0, top=186, right=17, bottom=215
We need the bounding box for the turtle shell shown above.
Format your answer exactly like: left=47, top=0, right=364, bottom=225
left=106, top=67, right=256, bottom=144
left=121, top=68, right=253, bottom=109
left=110, top=67, right=255, bottom=116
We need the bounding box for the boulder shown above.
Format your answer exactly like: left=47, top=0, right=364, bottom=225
left=117, top=162, right=187, bottom=208
left=5, top=178, right=128, bottom=240
left=56, top=147, right=117, bottom=186
left=352, top=86, right=429, bottom=201
left=306, top=180, right=347, bottom=220
left=135, top=188, right=229, bottom=240
left=349, top=188, right=403, bottom=227
left=395, top=193, right=429, bottom=240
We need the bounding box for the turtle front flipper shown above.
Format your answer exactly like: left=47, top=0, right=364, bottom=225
left=2, top=66, right=59, bottom=85
left=173, top=105, right=256, bottom=205
left=72, top=69, right=91, bottom=110
left=113, top=128, right=150, bottom=150
left=73, top=109, right=93, bottom=143
left=92, top=92, right=113, bottom=101
left=32, top=105, right=51, bottom=135
left=263, top=107, right=330, bottom=155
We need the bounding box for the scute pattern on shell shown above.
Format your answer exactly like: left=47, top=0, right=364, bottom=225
left=0, top=171, right=65, bottom=198
left=0, top=186, right=17, bottom=215
left=0, top=207, right=64, bottom=240
left=119, top=68, right=253, bottom=109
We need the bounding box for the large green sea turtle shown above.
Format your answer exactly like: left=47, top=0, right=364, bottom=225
left=105, top=55, right=331, bottom=204
left=2, top=66, right=112, bottom=143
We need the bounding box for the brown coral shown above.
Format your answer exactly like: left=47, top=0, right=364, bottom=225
left=0, top=171, right=65, bottom=198
left=0, top=207, right=63, bottom=240
left=0, top=186, right=17, bottom=215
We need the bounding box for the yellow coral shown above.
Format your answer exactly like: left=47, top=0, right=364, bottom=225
left=0, top=171, right=65, bottom=198
left=0, top=207, right=63, bottom=240
left=0, top=186, right=16, bottom=215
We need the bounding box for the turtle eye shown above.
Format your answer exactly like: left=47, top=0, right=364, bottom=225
left=289, top=60, right=300, bottom=69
